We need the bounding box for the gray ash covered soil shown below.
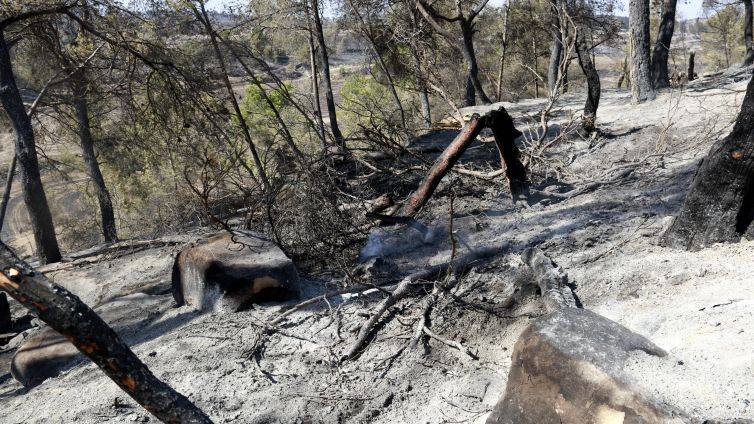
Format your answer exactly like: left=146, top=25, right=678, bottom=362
left=1, top=68, right=754, bottom=423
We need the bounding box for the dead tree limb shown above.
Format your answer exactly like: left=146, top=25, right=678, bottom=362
left=421, top=325, right=478, bottom=359
left=0, top=242, right=213, bottom=424
left=521, top=247, right=577, bottom=313
left=399, top=107, right=527, bottom=217
left=343, top=243, right=508, bottom=360
left=400, top=114, right=485, bottom=216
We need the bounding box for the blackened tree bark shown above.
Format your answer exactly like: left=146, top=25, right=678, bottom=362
left=650, top=0, right=678, bottom=89
left=547, top=0, right=563, bottom=95
left=0, top=31, right=61, bottom=264
left=662, top=74, right=754, bottom=249
left=688, top=51, right=695, bottom=81
left=70, top=76, right=118, bottom=243
left=575, top=27, right=600, bottom=133
left=0, top=242, right=212, bottom=423
left=419, top=82, right=432, bottom=128
left=629, top=0, right=656, bottom=103
left=311, top=0, right=344, bottom=146
left=744, top=0, right=754, bottom=66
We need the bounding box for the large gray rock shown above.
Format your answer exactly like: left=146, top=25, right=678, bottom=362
left=172, top=231, right=300, bottom=312
left=486, top=308, right=683, bottom=424
left=11, top=293, right=170, bottom=388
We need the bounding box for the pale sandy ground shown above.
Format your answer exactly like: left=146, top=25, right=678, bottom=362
left=0, top=67, right=753, bottom=423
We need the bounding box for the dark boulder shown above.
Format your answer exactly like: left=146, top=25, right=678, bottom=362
left=172, top=231, right=300, bottom=312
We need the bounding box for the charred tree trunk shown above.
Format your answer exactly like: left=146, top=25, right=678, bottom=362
left=629, top=0, right=656, bottom=103
left=0, top=242, right=212, bottom=423
left=311, top=0, right=344, bottom=146
left=687, top=51, right=695, bottom=81
left=0, top=31, right=61, bottom=264
left=744, top=0, right=754, bottom=66
left=461, top=24, right=491, bottom=106
left=547, top=0, right=563, bottom=95
left=0, top=154, right=15, bottom=233
left=400, top=108, right=525, bottom=216
left=662, top=74, right=754, bottom=250
left=575, top=28, right=601, bottom=133
left=0, top=292, right=10, bottom=333
left=71, top=79, right=117, bottom=243
left=650, top=0, right=678, bottom=89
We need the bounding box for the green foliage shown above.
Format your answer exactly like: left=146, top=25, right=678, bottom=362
left=701, top=5, right=744, bottom=70
left=340, top=72, right=398, bottom=132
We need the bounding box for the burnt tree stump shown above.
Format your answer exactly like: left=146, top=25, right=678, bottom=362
left=663, top=73, right=754, bottom=249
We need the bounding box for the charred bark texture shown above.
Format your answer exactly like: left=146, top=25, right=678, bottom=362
left=400, top=108, right=525, bottom=216
left=650, top=0, right=677, bottom=89
left=0, top=291, right=10, bottom=333
left=0, top=242, right=213, bottom=423
left=575, top=28, right=601, bottom=133
left=547, top=0, right=563, bottom=95
left=71, top=79, right=118, bottom=243
left=0, top=154, right=15, bottom=233
left=629, top=0, right=656, bottom=103
left=744, top=0, right=754, bottom=66
left=0, top=31, right=61, bottom=264
left=688, top=51, right=695, bottom=81
left=662, top=74, right=754, bottom=249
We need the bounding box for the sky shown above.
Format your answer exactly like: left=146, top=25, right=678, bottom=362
left=206, top=0, right=706, bottom=19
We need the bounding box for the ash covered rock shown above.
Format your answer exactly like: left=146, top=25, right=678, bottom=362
left=172, top=230, right=300, bottom=312
left=487, top=308, right=681, bottom=424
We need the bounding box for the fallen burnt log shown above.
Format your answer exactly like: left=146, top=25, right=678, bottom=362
left=399, top=107, right=526, bottom=217
left=0, top=242, right=212, bottom=424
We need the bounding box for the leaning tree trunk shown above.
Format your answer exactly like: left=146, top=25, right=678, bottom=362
left=460, top=23, right=491, bottom=106
left=575, top=28, right=601, bottom=133
left=547, top=0, right=563, bottom=95
left=0, top=31, right=61, bottom=264
left=0, top=242, right=213, bottom=423
left=71, top=79, right=118, bottom=243
left=629, top=0, right=656, bottom=103
left=311, top=0, right=344, bottom=147
left=650, top=0, right=678, bottom=89
left=744, top=0, right=754, bottom=66
left=662, top=74, right=754, bottom=250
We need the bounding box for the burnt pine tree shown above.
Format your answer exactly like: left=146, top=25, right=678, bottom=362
left=575, top=26, right=600, bottom=133
left=650, top=0, right=677, bottom=89
left=0, top=26, right=62, bottom=264
left=629, top=0, right=656, bottom=103
left=662, top=73, right=754, bottom=249
left=416, top=0, right=492, bottom=107
left=310, top=0, right=344, bottom=147
left=744, top=0, right=754, bottom=66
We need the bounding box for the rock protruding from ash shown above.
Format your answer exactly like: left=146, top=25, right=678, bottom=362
left=11, top=293, right=171, bottom=388
left=172, top=231, right=300, bottom=312
left=486, top=308, right=681, bottom=424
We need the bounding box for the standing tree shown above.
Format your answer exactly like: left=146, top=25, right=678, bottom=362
left=662, top=73, right=754, bottom=249
left=743, top=0, right=754, bottom=65
left=575, top=25, right=600, bottom=133
left=650, top=0, right=678, bottom=89
left=416, top=0, right=492, bottom=106
left=0, top=12, right=63, bottom=264
left=309, top=0, right=345, bottom=146
left=547, top=0, right=564, bottom=95
left=629, top=0, right=656, bottom=103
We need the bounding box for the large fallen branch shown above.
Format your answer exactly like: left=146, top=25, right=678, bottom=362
left=399, top=107, right=527, bottom=217
left=343, top=243, right=508, bottom=360
left=521, top=248, right=578, bottom=313
left=0, top=242, right=212, bottom=424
